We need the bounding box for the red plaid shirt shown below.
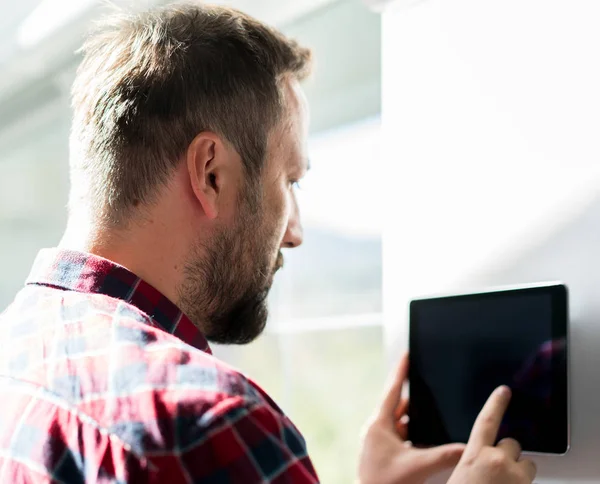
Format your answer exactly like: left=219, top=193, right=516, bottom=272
left=0, top=248, right=319, bottom=483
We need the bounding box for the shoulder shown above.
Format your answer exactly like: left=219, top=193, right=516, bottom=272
left=1, top=284, right=154, bottom=335
left=4, top=283, right=263, bottom=403
left=2, top=286, right=318, bottom=480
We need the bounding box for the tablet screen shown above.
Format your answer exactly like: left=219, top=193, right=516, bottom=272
left=408, top=284, right=568, bottom=455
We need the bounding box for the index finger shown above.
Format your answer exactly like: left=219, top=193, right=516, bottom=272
left=466, top=386, right=512, bottom=454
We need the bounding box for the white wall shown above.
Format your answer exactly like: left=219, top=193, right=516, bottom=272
left=382, top=0, right=600, bottom=481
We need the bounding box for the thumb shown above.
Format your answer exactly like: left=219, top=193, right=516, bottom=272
left=412, top=443, right=466, bottom=477
left=378, top=353, right=409, bottom=420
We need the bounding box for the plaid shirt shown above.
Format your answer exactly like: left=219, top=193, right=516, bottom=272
left=0, top=248, right=319, bottom=483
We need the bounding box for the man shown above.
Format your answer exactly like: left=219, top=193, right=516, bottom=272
left=0, top=3, right=536, bottom=483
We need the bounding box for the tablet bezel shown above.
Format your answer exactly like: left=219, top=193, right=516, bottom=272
left=408, top=281, right=569, bottom=456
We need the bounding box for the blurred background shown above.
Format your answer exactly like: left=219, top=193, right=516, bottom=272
left=0, top=0, right=383, bottom=482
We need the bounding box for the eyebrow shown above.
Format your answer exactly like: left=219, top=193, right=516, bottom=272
left=305, top=158, right=311, bottom=172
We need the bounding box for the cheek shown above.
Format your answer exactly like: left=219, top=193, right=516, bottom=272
left=263, top=184, right=289, bottom=234
left=275, top=189, right=293, bottom=237
left=264, top=209, right=286, bottom=249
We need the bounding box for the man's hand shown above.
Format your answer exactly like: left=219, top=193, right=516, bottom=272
left=447, top=386, right=537, bottom=484
left=358, top=354, right=465, bottom=484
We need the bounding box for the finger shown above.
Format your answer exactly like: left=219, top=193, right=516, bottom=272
left=518, top=458, right=537, bottom=482
left=379, top=353, right=409, bottom=420
left=497, top=438, right=522, bottom=461
left=394, top=397, right=409, bottom=420
left=395, top=420, right=408, bottom=441
left=466, top=386, right=512, bottom=453
left=412, top=443, right=466, bottom=478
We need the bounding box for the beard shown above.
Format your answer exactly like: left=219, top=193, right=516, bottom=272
left=176, top=184, right=282, bottom=345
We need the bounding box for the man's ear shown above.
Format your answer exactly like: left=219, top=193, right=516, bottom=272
left=186, top=131, right=229, bottom=220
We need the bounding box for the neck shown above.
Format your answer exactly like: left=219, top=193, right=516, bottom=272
left=60, top=213, right=187, bottom=307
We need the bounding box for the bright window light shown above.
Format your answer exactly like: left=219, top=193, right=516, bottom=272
left=18, top=0, right=97, bottom=49
left=299, top=116, right=382, bottom=238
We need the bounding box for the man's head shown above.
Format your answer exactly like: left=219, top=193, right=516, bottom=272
left=68, top=3, right=312, bottom=344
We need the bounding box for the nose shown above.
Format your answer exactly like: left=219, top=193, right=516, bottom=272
left=281, top=195, right=303, bottom=249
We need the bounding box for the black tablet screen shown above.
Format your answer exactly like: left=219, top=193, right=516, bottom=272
left=409, top=284, right=568, bottom=454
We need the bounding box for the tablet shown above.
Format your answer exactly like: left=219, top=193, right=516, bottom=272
left=408, top=282, right=569, bottom=455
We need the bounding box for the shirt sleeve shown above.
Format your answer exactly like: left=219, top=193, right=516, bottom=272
left=164, top=398, right=320, bottom=483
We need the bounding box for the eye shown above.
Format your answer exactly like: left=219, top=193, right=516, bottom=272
left=290, top=180, right=302, bottom=190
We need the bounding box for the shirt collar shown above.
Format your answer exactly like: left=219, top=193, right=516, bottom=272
left=26, top=248, right=211, bottom=354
